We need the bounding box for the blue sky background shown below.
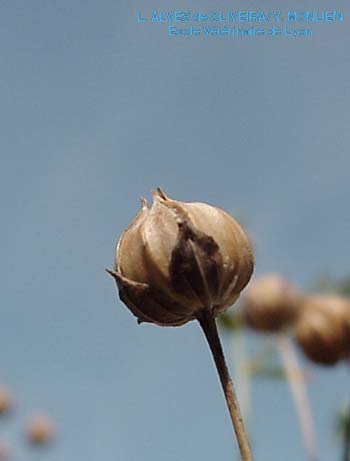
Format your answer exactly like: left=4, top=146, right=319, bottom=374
left=0, top=1, right=349, bottom=460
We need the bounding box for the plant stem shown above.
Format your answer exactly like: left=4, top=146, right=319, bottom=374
left=275, top=334, right=318, bottom=461
left=231, top=327, right=251, bottom=426
left=197, top=309, right=253, bottom=461
left=344, top=399, right=350, bottom=461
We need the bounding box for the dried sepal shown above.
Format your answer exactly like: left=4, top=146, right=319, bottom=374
left=106, top=269, right=191, bottom=326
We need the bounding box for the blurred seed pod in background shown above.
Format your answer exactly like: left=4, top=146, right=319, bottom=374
left=295, top=295, right=350, bottom=366
left=0, top=442, right=11, bottom=461
left=0, top=386, right=13, bottom=416
left=241, top=274, right=300, bottom=332
left=343, top=307, right=350, bottom=360
left=26, top=414, right=56, bottom=446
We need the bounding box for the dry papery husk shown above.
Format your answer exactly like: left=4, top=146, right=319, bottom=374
left=295, top=295, right=350, bottom=366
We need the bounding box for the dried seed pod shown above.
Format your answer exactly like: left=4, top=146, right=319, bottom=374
left=0, top=386, right=13, bottom=416
left=107, top=189, right=255, bottom=461
left=108, top=188, right=254, bottom=326
left=26, top=415, right=56, bottom=445
left=295, top=295, right=350, bottom=365
left=242, top=274, right=300, bottom=332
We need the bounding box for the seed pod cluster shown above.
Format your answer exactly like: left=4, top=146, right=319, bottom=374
left=241, top=274, right=300, bottom=332
left=240, top=272, right=350, bottom=367
left=295, top=295, right=350, bottom=366
left=109, top=188, right=254, bottom=326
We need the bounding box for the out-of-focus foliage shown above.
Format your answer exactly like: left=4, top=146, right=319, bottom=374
left=246, top=361, right=286, bottom=380
left=218, top=312, right=243, bottom=332
left=245, top=343, right=287, bottom=381
left=313, top=275, right=350, bottom=296
left=219, top=314, right=288, bottom=379
left=336, top=402, right=350, bottom=461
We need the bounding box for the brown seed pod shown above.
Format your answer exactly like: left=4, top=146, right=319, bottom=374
left=241, top=274, right=300, bottom=332
left=0, top=386, right=13, bottom=416
left=108, top=188, right=254, bottom=326
left=26, top=415, right=56, bottom=445
left=295, top=295, right=350, bottom=366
